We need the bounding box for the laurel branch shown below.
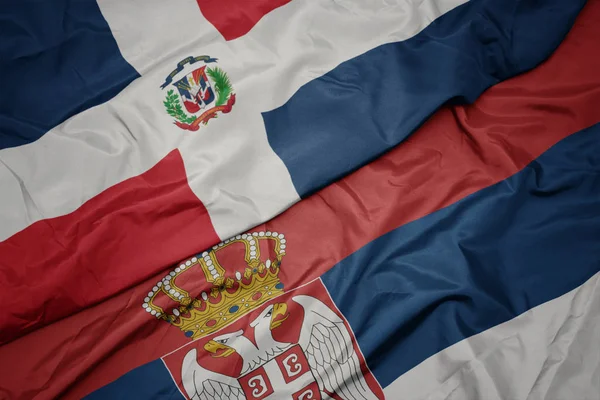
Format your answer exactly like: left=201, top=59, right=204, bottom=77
left=163, top=89, right=197, bottom=125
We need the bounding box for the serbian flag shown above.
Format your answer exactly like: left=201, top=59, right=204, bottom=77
left=1, top=0, right=599, bottom=399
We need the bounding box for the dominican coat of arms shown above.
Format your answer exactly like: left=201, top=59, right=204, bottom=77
left=160, top=55, right=235, bottom=131
left=144, top=232, right=384, bottom=400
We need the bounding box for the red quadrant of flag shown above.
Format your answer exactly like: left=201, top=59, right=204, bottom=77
left=196, top=0, right=292, bottom=40
left=0, top=150, right=220, bottom=344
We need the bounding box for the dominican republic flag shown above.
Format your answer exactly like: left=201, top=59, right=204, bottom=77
left=0, top=0, right=599, bottom=399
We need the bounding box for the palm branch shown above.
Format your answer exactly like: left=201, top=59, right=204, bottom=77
left=206, top=67, right=233, bottom=106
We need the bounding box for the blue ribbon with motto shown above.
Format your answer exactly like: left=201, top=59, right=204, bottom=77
left=160, top=56, right=218, bottom=89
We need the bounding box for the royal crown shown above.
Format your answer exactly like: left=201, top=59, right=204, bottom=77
left=142, top=231, right=287, bottom=339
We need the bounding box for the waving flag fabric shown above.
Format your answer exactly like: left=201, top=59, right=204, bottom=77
left=1, top=0, right=599, bottom=399
left=0, top=0, right=587, bottom=346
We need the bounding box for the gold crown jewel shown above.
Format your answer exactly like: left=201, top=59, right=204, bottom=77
left=141, top=231, right=287, bottom=339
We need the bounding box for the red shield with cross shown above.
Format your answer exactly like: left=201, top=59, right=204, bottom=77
left=238, top=345, right=320, bottom=400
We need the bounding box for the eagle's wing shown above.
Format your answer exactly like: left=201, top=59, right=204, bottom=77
left=293, top=295, right=379, bottom=400
left=182, top=348, right=245, bottom=400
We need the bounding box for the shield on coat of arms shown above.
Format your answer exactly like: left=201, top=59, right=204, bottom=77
left=173, top=66, right=216, bottom=113
left=238, top=345, right=321, bottom=400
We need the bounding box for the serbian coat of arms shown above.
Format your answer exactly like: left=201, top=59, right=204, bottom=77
left=144, top=232, right=384, bottom=400
left=160, top=55, right=235, bottom=131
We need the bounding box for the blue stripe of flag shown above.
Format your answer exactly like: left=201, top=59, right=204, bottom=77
left=84, top=359, right=184, bottom=400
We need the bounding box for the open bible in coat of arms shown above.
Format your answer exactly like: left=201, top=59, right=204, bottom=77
left=143, top=232, right=384, bottom=399
left=160, top=55, right=235, bottom=131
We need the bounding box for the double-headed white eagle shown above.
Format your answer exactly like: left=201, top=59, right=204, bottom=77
left=181, top=295, right=378, bottom=400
